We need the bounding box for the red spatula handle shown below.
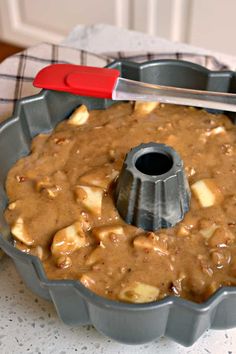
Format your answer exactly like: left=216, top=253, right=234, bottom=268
left=33, top=64, right=120, bottom=98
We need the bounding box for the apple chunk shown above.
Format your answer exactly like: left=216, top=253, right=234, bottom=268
left=78, top=167, right=118, bottom=191
left=134, top=101, right=159, bottom=114
left=92, top=225, right=124, bottom=242
left=68, top=105, right=89, bottom=126
left=75, top=185, right=103, bottom=216
left=133, top=233, right=169, bottom=255
left=200, top=223, right=218, bottom=239
left=191, top=179, right=223, bottom=208
left=118, top=281, right=160, bottom=303
left=85, top=246, right=104, bottom=266
left=80, top=274, right=95, bottom=288
left=51, top=221, right=88, bottom=256
left=11, top=217, right=34, bottom=246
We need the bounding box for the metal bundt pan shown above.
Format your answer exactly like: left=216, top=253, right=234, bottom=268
left=1, top=60, right=236, bottom=346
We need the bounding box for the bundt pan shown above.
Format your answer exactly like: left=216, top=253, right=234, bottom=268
left=1, top=59, right=236, bottom=347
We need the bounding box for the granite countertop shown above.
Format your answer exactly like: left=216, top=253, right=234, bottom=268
left=1, top=25, right=236, bottom=353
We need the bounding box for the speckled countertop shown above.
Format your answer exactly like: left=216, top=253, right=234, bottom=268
left=1, top=25, right=236, bottom=354
left=0, top=256, right=235, bottom=353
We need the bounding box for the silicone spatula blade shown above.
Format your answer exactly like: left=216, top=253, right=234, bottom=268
left=33, top=64, right=120, bottom=98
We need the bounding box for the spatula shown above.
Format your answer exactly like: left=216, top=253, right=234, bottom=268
left=33, top=64, right=236, bottom=112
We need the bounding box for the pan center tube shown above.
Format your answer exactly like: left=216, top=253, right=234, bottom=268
left=135, top=151, right=173, bottom=176
left=115, top=142, right=191, bottom=231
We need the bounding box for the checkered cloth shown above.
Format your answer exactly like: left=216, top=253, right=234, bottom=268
left=0, top=42, right=230, bottom=122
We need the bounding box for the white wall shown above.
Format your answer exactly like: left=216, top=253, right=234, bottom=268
left=0, top=0, right=235, bottom=55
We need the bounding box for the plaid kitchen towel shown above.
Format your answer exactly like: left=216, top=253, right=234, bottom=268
left=0, top=42, right=230, bottom=122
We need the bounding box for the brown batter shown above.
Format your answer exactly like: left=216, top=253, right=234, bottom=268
left=4, top=101, right=236, bottom=303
